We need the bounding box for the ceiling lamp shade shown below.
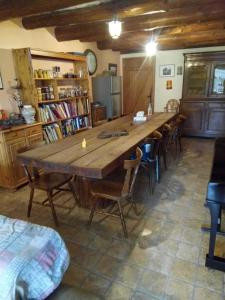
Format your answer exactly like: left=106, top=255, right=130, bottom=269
left=145, top=41, right=157, bottom=56
left=108, top=19, right=122, bottom=39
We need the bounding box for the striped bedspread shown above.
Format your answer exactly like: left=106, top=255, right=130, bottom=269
left=0, top=215, right=69, bottom=300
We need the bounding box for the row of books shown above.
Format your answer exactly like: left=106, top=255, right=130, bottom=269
left=43, top=116, right=89, bottom=143
left=61, top=117, right=89, bottom=137
left=42, top=123, right=63, bottom=144
left=39, top=99, right=89, bottom=123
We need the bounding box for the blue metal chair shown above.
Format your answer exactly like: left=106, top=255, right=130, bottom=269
left=140, top=130, right=162, bottom=194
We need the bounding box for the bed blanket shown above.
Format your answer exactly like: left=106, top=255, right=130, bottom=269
left=0, top=215, right=69, bottom=300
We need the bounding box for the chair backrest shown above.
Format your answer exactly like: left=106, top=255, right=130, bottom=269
left=164, top=99, right=180, bottom=113
left=121, top=147, right=142, bottom=198
left=18, top=141, right=46, bottom=183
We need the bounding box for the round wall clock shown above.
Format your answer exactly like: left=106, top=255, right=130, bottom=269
left=84, top=49, right=97, bottom=75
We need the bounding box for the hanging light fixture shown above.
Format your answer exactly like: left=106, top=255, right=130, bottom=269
left=108, top=18, right=122, bottom=39
left=145, top=40, right=157, bottom=56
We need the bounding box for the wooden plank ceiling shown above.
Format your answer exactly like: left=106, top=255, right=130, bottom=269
left=1, top=0, right=225, bottom=53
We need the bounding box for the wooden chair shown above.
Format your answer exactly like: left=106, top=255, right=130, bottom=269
left=140, top=130, right=162, bottom=194
left=19, top=142, right=78, bottom=226
left=88, top=147, right=143, bottom=238
left=164, top=99, right=180, bottom=113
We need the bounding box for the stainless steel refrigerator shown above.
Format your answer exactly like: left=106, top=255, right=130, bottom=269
left=92, top=75, right=121, bottom=119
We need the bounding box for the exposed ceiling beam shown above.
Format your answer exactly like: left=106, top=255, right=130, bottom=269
left=0, top=0, right=93, bottom=22
left=55, top=3, right=225, bottom=42
left=22, top=0, right=163, bottom=29
left=23, top=0, right=224, bottom=30
left=97, top=29, right=225, bottom=52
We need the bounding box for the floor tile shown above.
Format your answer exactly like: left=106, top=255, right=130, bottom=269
left=176, top=241, right=200, bottom=263
left=165, top=279, right=194, bottom=300
left=138, top=269, right=167, bottom=298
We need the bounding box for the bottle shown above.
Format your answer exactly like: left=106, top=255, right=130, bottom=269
left=147, top=102, right=152, bottom=116
left=82, top=138, right=86, bottom=148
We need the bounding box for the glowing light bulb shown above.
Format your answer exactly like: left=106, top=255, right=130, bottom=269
left=145, top=41, right=157, bottom=56
left=108, top=20, right=122, bottom=39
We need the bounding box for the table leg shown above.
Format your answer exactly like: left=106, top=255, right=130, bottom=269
left=76, top=176, right=91, bottom=208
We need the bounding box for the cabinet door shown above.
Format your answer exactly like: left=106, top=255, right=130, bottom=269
left=209, top=64, right=225, bottom=97
left=183, top=63, right=211, bottom=98
left=27, top=133, right=43, bottom=146
left=7, top=138, right=27, bottom=186
left=180, top=101, right=205, bottom=136
left=205, top=102, right=225, bottom=136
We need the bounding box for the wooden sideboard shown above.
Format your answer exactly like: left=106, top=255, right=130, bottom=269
left=180, top=51, right=225, bottom=137
left=0, top=123, right=42, bottom=189
left=91, top=104, right=107, bottom=127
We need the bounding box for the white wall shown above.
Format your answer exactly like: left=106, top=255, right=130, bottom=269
left=122, top=46, right=225, bottom=112
left=0, top=20, right=120, bottom=113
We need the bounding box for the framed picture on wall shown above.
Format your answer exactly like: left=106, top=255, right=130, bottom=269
left=0, top=71, right=3, bottom=89
left=159, top=64, right=175, bottom=77
left=108, top=63, right=117, bottom=76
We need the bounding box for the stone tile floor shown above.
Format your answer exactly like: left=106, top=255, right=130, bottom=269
left=1, top=138, right=225, bottom=299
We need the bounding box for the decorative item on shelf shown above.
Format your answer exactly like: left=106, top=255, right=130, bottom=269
left=34, top=69, right=53, bottom=79
left=21, top=105, right=36, bottom=124
left=84, top=49, right=97, bottom=76
left=108, top=17, right=122, bottom=39
left=108, top=63, right=117, bottom=76
left=52, top=66, right=61, bottom=78
left=0, top=109, right=7, bottom=120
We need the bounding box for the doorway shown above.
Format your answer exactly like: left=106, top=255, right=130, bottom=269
left=122, top=56, right=155, bottom=115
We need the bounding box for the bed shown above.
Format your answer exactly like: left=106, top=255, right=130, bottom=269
left=0, top=215, right=69, bottom=300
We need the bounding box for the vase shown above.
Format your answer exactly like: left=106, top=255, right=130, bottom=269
left=21, top=105, right=36, bottom=124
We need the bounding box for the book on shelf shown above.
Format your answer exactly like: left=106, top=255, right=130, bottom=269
left=39, top=99, right=89, bottom=123
left=61, top=116, right=89, bottom=137
left=43, top=123, right=63, bottom=143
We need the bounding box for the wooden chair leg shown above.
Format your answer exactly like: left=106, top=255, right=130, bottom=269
left=47, top=190, right=59, bottom=226
left=27, top=187, right=34, bottom=218
left=117, top=200, right=128, bottom=238
left=68, top=180, right=79, bottom=205
left=88, top=196, right=98, bottom=227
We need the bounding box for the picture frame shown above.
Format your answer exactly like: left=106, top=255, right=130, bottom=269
left=177, top=66, right=183, bottom=75
left=159, top=64, right=175, bottom=77
left=108, top=63, right=117, bottom=76
left=0, top=71, right=3, bottom=89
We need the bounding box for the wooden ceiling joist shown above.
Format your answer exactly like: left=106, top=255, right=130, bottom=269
left=22, top=0, right=224, bottom=30
left=0, top=0, right=91, bottom=22
left=97, top=29, right=225, bottom=52
left=54, top=3, right=225, bottom=42
left=22, top=0, right=164, bottom=29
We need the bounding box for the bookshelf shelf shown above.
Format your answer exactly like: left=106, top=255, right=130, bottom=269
left=38, top=96, right=88, bottom=104
left=13, top=48, right=92, bottom=144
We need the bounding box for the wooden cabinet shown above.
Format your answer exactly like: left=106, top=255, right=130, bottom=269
left=91, top=105, right=107, bottom=127
left=0, top=123, right=42, bottom=189
left=181, top=52, right=225, bottom=137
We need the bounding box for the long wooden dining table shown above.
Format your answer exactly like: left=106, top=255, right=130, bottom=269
left=18, top=112, right=176, bottom=206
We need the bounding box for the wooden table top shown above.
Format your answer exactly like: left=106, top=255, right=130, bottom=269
left=18, top=113, right=176, bottom=179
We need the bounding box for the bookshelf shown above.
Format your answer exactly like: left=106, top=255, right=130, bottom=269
left=13, top=48, right=92, bottom=144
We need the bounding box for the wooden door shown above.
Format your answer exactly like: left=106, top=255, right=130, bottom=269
left=205, top=102, right=225, bottom=136
left=123, top=57, right=155, bottom=115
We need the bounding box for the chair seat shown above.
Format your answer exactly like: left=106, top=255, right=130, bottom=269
left=32, top=172, right=72, bottom=190
left=90, top=179, right=124, bottom=200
